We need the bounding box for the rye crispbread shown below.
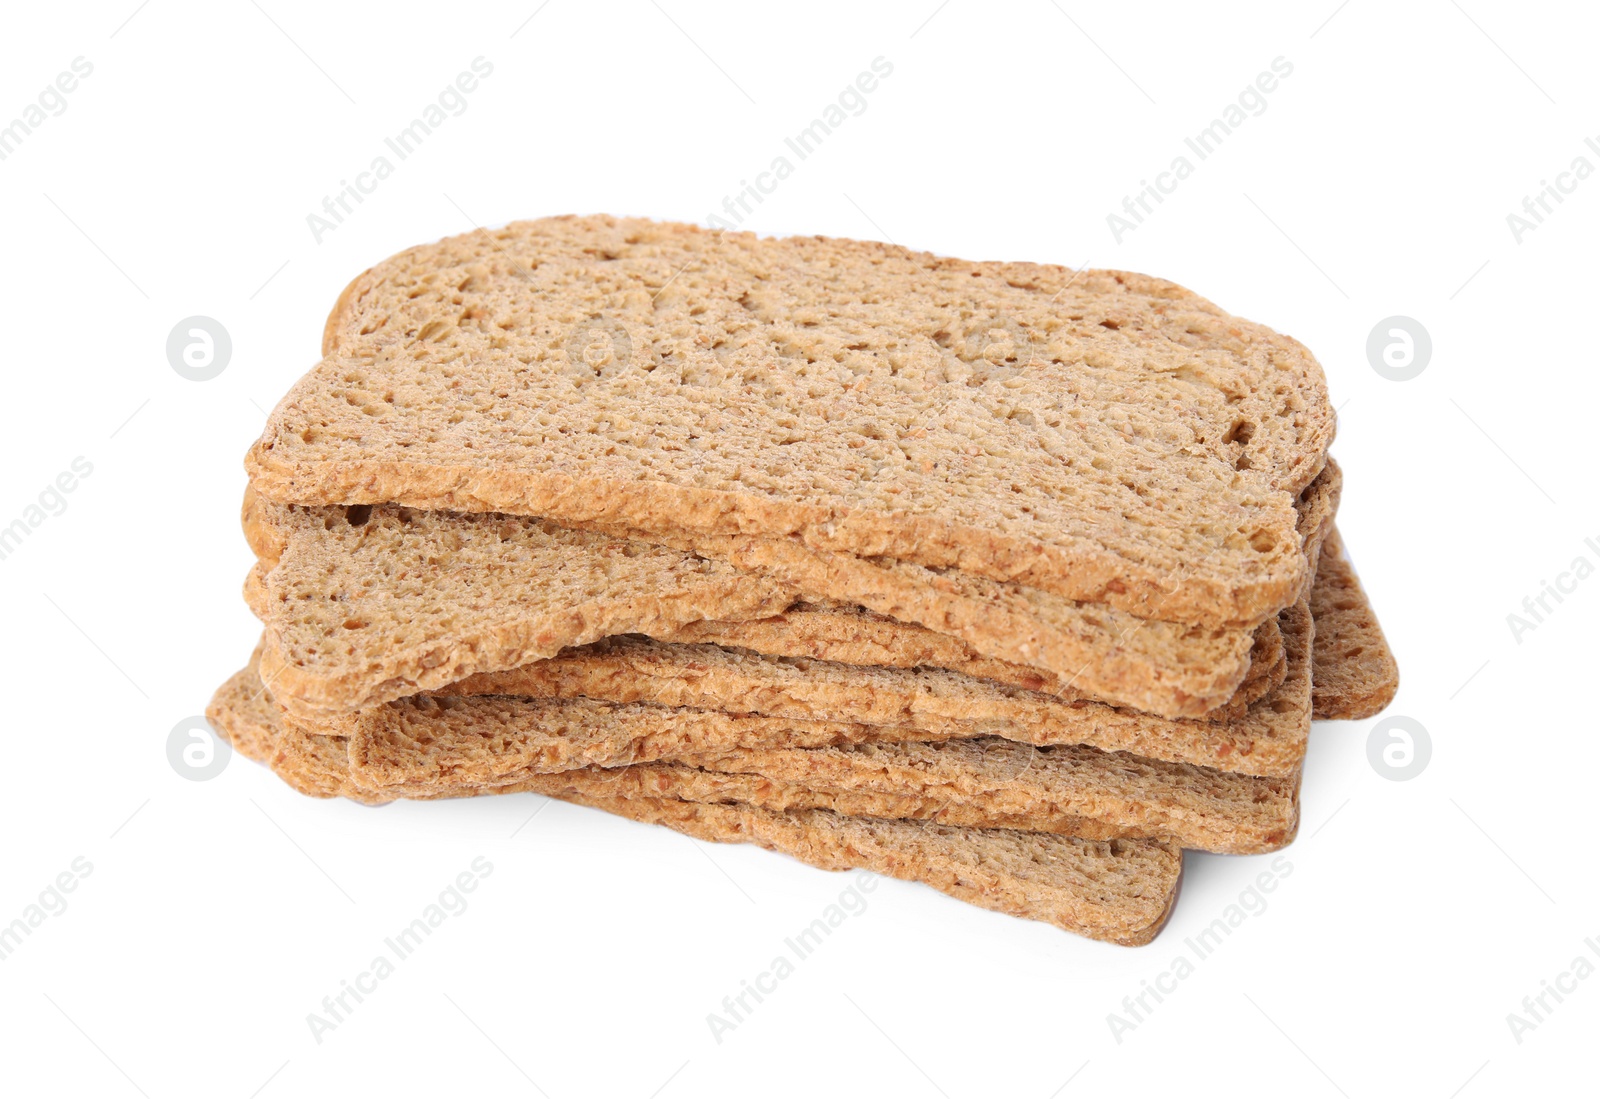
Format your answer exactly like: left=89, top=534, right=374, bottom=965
left=434, top=600, right=1306, bottom=778
left=278, top=591, right=1310, bottom=780
left=446, top=619, right=1284, bottom=728
left=240, top=564, right=1284, bottom=723
left=665, top=599, right=1287, bottom=720
left=245, top=495, right=797, bottom=722
left=243, top=460, right=1338, bottom=722
left=206, top=662, right=1182, bottom=945
left=248, top=215, right=1334, bottom=627
left=221, top=651, right=1291, bottom=854
left=237, top=582, right=1308, bottom=846
left=239, top=519, right=1376, bottom=789
left=1310, top=529, right=1398, bottom=720
left=221, top=529, right=1405, bottom=852
left=351, top=721, right=1298, bottom=855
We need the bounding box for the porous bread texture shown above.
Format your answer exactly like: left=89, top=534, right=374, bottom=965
left=251, top=501, right=1247, bottom=719
left=265, top=710, right=1290, bottom=854
left=206, top=652, right=277, bottom=764
left=249, top=501, right=799, bottom=720
left=307, top=576, right=1311, bottom=795
left=665, top=599, right=1287, bottom=720
left=440, top=626, right=1294, bottom=773
left=206, top=659, right=349, bottom=798
left=284, top=589, right=1309, bottom=780
left=339, top=693, right=896, bottom=779
left=666, top=739, right=1297, bottom=855
left=248, top=537, right=1317, bottom=779
left=1292, top=459, right=1340, bottom=598
left=240, top=563, right=1283, bottom=723
left=207, top=661, right=1182, bottom=945
left=219, top=646, right=1295, bottom=852
left=243, top=523, right=1358, bottom=796
left=352, top=720, right=1298, bottom=855
left=244, top=462, right=1336, bottom=722
left=1310, top=529, right=1398, bottom=720
left=249, top=214, right=1334, bottom=626
left=343, top=708, right=1295, bottom=854
left=451, top=619, right=1285, bottom=728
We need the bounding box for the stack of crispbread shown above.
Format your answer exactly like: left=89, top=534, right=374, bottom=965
left=210, top=216, right=1397, bottom=946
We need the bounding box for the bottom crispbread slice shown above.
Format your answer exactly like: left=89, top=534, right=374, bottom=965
left=1310, top=529, right=1398, bottom=720
left=207, top=663, right=1182, bottom=946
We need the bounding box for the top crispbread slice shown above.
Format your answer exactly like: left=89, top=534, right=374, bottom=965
left=248, top=214, right=1333, bottom=626
left=206, top=660, right=1183, bottom=946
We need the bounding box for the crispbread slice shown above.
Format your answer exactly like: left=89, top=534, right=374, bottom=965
left=206, top=663, right=1183, bottom=945
left=1310, top=529, right=1398, bottom=720
left=246, top=499, right=799, bottom=721
left=436, top=614, right=1300, bottom=774
left=248, top=501, right=1251, bottom=720
left=351, top=727, right=1298, bottom=856
left=309, top=575, right=1312, bottom=790
left=241, top=566, right=1284, bottom=723
left=246, top=460, right=1338, bottom=722
left=253, top=522, right=1365, bottom=788
left=300, top=592, right=1310, bottom=780
left=219, top=646, right=1298, bottom=853
left=635, top=739, right=1295, bottom=855
left=447, top=619, right=1284, bottom=730
left=250, top=215, right=1333, bottom=627
left=667, top=599, right=1288, bottom=721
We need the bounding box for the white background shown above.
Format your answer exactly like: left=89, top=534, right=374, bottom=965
left=1, top=1, right=1595, bottom=1095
